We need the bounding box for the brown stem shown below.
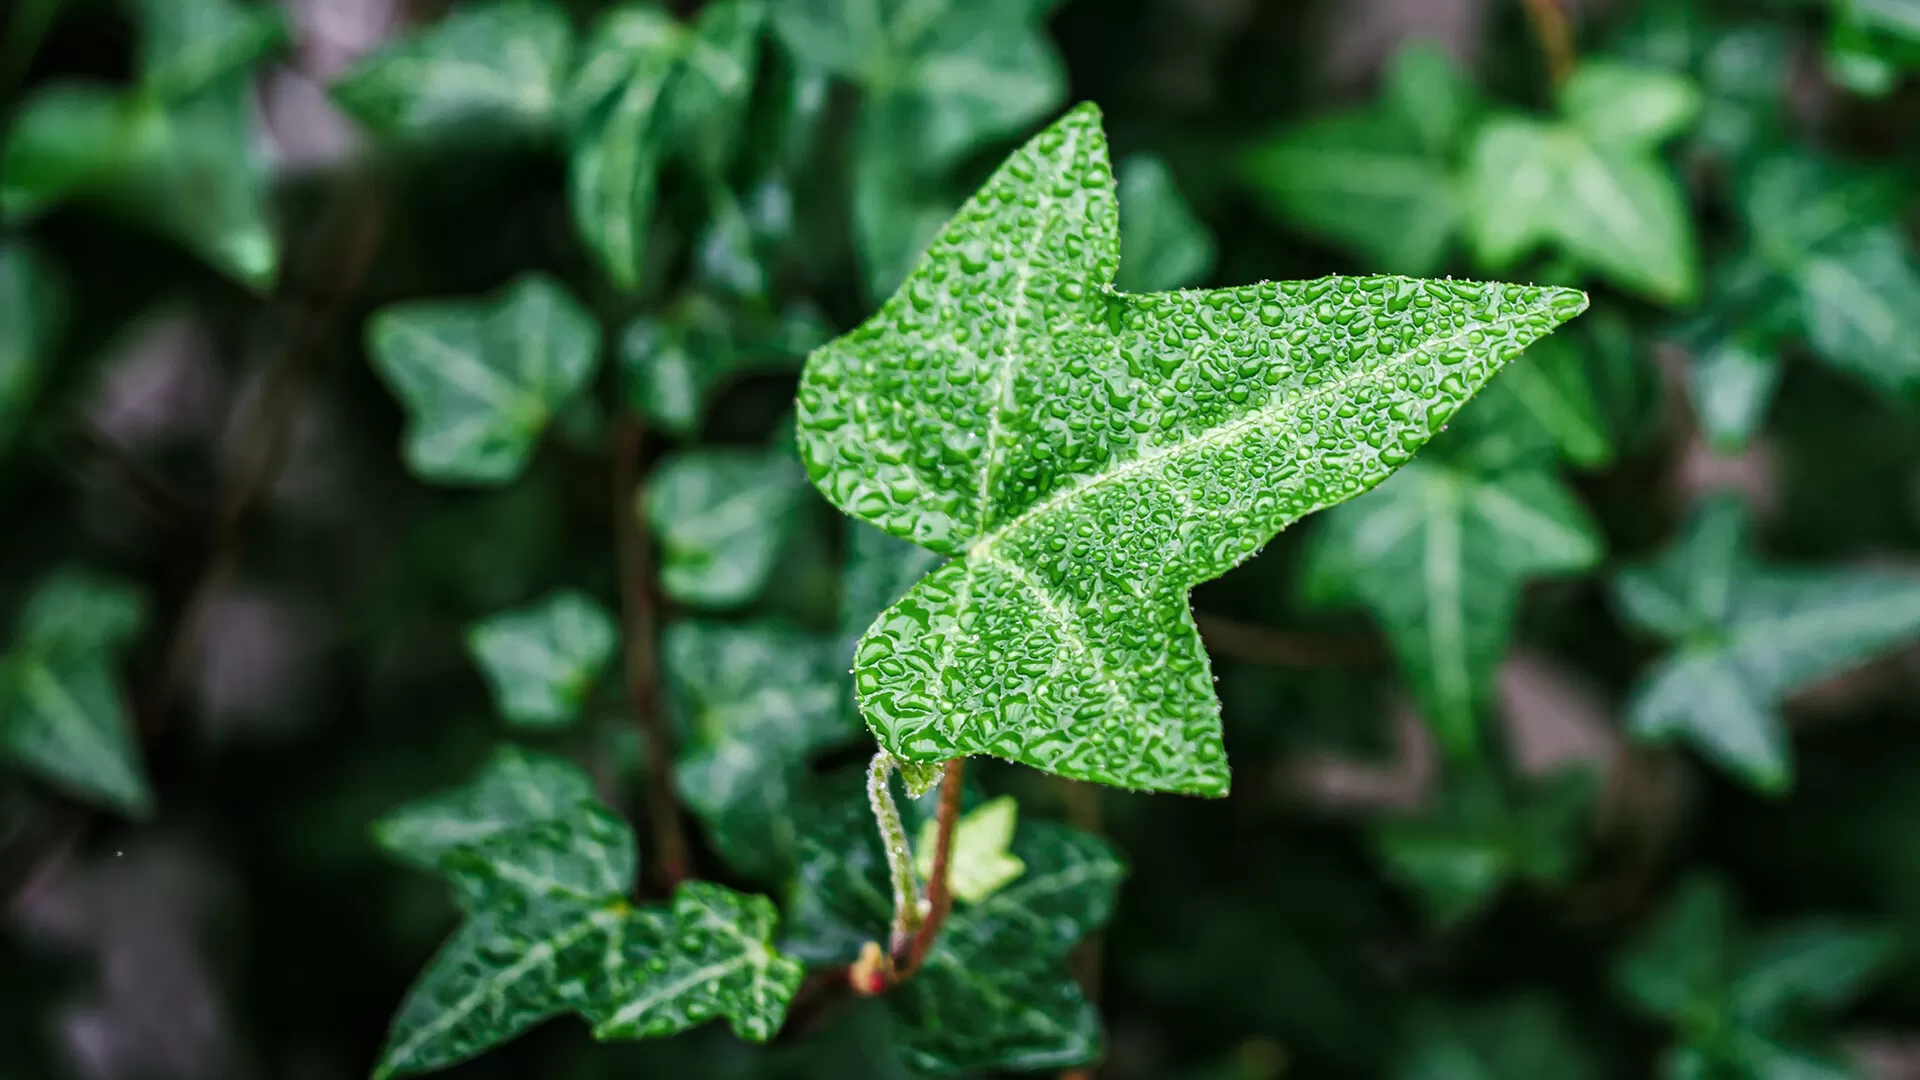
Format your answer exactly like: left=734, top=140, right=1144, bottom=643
left=895, top=757, right=966, bottom=978
left=1193, top=612, right=1383, bottom=668
left=614, top=415, right=691, bottom=894
left=1521, top=0, right=1577, bottom=88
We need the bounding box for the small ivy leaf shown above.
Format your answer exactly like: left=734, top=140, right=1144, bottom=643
left=0, top=81, right=279, bottom=289
left=664, top=0, right=766, bottom=178
left=0, top=569, right=150, bottom=817
left=1465, top=63, right=1701, bottom=305
left=1304, top=462, right=1602, bottom=753
left=1793, top=227, right=1920, bottom=396
left=372, top=744, right=599, bottom=870
left=0, top=242, right=64, bottom=458
left=1615, top=497, right=1920, bottom=793
left=1435, top=333, right=1617, bottom=472
left=367, top=273, right=602, bottom=486
left=1688, top=336, right=1782, bottom=452
left=440, top=805, right=638, bottom=911
left=132, top=0, right=287, bottom=101
left=1373, top=768, right=1594, bottom=926
left=1618, top=874, right=1733, bottom=1024
left=1383, top=40, right=1475, bottom=156
left=1241, top=52, right=1459, bottom=275
left=1729, top=921, right=1896, bottom=1028
left=586, top=881, right=805, bottom=1043
left=374, top=895, right=628, bottom=1080
left=791, top=799, right=1123, bottom=1073
left=618, top=296, right=813, bottom=438
left=1825, top=0, right=1920, bottom=96
left=1396, top=996, right=1600, bottom=1080
left=664, top=621, right=855, bottom=880
left=895, top=756, right=944, bottom=798
left=647, top=447, right=808, bottom=608
left=798, top=102, right=1587, bottom=796
left=466, top=591, right=619, bottom=730
left=331, top=0, right=575, bottom=141
left=913, top=794, right=1026, bottom=904
left=564, top=6, right=683, bottom=292
left=1115, top=153, right=1216, bottom=294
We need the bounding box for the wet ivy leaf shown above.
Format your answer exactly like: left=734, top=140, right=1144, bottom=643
left=132, top=0, right=287, bottom=101
left=467, top=591, right=619, bottom=731
left=1687, top=335, right=1782, bottom=451
left=564, top=5, right=682, bottom=292
left=1241, top=42, right=1465, bottom=275
left=796, top=103, right=1586, bottom=796
left=1614, top=497, right=1920, bottom=792
left=367, top=273, right=601, bottom=486
left=647, top=447, right=808, bottom=608
left=1115, top=153, right=1215, bottom=293
left=373, top=744, right=600, bottom=870
left=1303, top=461, right=1602, bottom=752
left=1465, top=62, right=1700, bottom=304
left=332, top=0, right=574, bottom=140
left=791, top=800, right=1122, bottom=1073
left=1373, top=768, right=1594, bottom=925
left=1617, top=875, right=1892, bottom=1077
left=586, top=882, right=805, bottom=1043
left=664, top=621, right=854, bottom=880
left=914, top=794, right=1026, bottom=904
left=0, top=569, right=150, bottom=817
left=0, top=242, right=63, bottom=458
left=0, top=80, right=278, bottom=288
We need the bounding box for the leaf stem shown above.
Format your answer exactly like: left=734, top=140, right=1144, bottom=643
left=614, top=414, right=691, bottom=894
left=867, top=751, right=924, bottom=952
left=897, top=757, right=965, bottom=977
left=1520, top=0, right=1577, bottom=88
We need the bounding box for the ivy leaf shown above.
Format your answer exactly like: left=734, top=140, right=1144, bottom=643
left=367, top=273, right=601, bottom=486
left=1303, top=461, right=1602, bottom=752
left=372, top=744, right=600, bottom=870
left=0, top=80, right=278, bottom=288
left=664, top=621, right=855, bottom=879
left=1825, top=0, right=1920, bottom=96
left=331, top=0, right=574, bottom=140
left=798, top=103, right=1587, bottom=795
left=585, top=882, right=805, bottom=1043
left=441, top=805, right=639, bottom=911
left=1687, top=335, right=1782, bottom=452
left=1241, top=42, right=1464, bottom=275
left=791, top=801, right=1123, bottom=1073
left=1793, top=227, right=1920, bottom=396
left=0, top=569, right=150, bottom=817
left=1465, top=62, right=1700, bottom=304
left=564, top=5, right=682, bottom=292
left=467, top=591, right=619, bottom=731
left=1373, top=768, right=1594, bottom=925
left=1396, top=996, right=1600, bottom=1080
left=914, top=794, right=1027, bottom=903
left=1115, top=153, right=1215, bottom=293
left=1615, top=497, right=1920, bottom=792
left=648, top=447, right=808, bottom=608
left=663, top=0, right=766, bottom=177
left=618, top=296, right=820, bottom=438
left=131, top=0, right=287, bottom=101
left=0, top=242, right=63, bottom=458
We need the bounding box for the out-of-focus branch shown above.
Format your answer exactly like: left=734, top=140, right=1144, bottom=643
left=1521, top=0, right=1577, bottom=88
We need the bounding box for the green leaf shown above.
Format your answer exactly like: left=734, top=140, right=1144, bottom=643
left=1793, top=227, right=1920, bottom=396
left=1397, top=996, right=1600, bottom=1080
left=664, top=0, right=766, bottom=177
left=132, top=0, right=287, bottom=100
left=466, top=591, right=619, bottom=731
left=1303, top=462, right=1601, bottom=752
left=367, top=273, right=601, bottom=486
left=1730, top=921, right=1894, bottom=1026
left=797, top=103, right=1587, bottom=795
left=792, top=800, right=1123, bottom=1073
left=664, top=621, right=854, bottom=879
left=1688, top=336, right=1782, bottom=452
left=618, top=296, right=816, bottom=438
left=1464, top=63, right=1700, bottom=304
left=1442, top=333, right=1617, bottom=470
left=441, top=804, right=639, bottom=910
left=373, top=744, right=600, bottom=870
left=1115, top=153, right=1216, bottom=293
left=1383, top=40, right=1474, bottom=155
left=331, top=0, right=574, bottom=140
left=1242, top=110, right=1456, bottom=275
left=0, top=569, right=150, bottom=817
left=1617, top=874, right=1733, bottom=1024
left=914, top=794, right=1026, bottom=903
left=0, top=81, right=278, bottom=288
left=1615, top=497, right=1920, bottom=792
left=1826, top=0, right=1920, bottom=96
left=1373, top=768, right=1594, bottom=925
left=564, top=5, right=684, bottom=291
left=0, top=242, right=63, bottom=457
left=586, top=881, right=804, bottom=1043
left=647, top=447, right=808, bottom=608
